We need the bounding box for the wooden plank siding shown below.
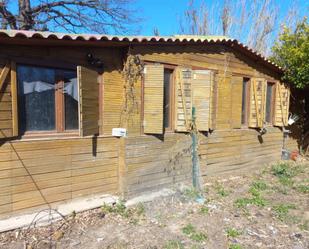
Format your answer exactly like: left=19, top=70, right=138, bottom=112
left=199, top=128, right=285, bottom=176
left=0, top=137, right=119, bottom=216
left=124, top=133, right=192, bottom=196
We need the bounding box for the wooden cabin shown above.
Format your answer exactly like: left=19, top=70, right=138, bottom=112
left=0, top=30, right=296, bottom=219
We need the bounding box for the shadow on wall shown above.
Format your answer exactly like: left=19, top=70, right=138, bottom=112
left=288, top=88, right=309, bottom=152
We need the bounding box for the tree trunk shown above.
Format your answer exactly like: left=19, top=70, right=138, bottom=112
left=18, top=0, right=33, bottom=30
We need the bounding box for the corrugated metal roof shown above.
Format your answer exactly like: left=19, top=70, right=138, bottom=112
left=0, top=29, right=282, bottom=72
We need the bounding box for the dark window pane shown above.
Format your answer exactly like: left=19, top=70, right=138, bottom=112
left=265, top=83, right=274, bottom=123
left=63, top=71, right=79, bottom=130
left=164, top=70, right=172, bottom=128
left=241, top=78, right=249, bottom=125
left=17, top=65, right=55, bottom=132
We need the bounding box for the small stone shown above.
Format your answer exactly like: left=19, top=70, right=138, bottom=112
left=292, top=233, right=303, bottom=239
left=97, top=237, right=104, bottom=242
left=52, top=231, right=64, bottom=241
left=255, top=242, right=263, bottom=247
left=71, top=240, right=81, bottom=246
left=268, top=225, right=278, bottom=235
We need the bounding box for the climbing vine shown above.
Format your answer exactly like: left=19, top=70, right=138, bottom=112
left=120, top=54, right=144, bottom=126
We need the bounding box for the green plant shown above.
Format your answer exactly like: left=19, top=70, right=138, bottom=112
left=182, top=224, right=195, bottom=235
left=271, top=17, right=309, bottom=89
left=296, top=184, right=309, bottom=193
left=102, top=200, right=130, bottom=218
left=271, top=162, right=303, bottom=187
left=226, top=228, right=242, bottom=238
left=135, top=202, right=145, bottom=216
left=299, top=221, right=309, bottom=231
left=183, top=188, right=201, bottom=199
left=163, top=240, right=184, bottom=249
left=182, top=224, right=207, bottom=242
left=272, top=203, right=296, bottom=221
left=235, top=194, right=267, bottom=209
left=273, top=185, right=289, bottom=195
left=200, top=206, right=209, bottom=214
left=272, top=162, right=303, bottom=178
left=215, top=183, right=229, bottom=197
left=251, top=180, right=267, bottom=191
left=229, top=244, right=243, bottom=249
left=279, top=176, right=294, bottom=187
left=190, top=232, right=208, bottom=242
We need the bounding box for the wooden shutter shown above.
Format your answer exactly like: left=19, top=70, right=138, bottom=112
left=215, top=72, right=232, bottom=130
left=175, top=67, right=192, bottom=132
left=192, top=70, right=213, bottom=131
left=0, top=60, right=18, bottom=139
left=231, top=76, right=243, bottom=128
left=143, top=64, right=164, bottom=134
left=78, top=66, right=100, bottom=137
left=209, top=73, right=218, bottom=130
left=249, top=78, right=266, bottom=128
left=274, top=82, right=290, bottom=126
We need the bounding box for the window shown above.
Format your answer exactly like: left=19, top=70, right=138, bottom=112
left=17, top=64, right=78, bottom=134
left=265, top=82, right=275, bottom=124
left=163, top=69, right=174, bottom=130
left=241, top=77, right=250, bottom=125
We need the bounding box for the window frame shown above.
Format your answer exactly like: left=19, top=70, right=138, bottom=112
left=16, top=61, right=79, bottom=137
left=265, top=81, right=276, bottom=125
left=241, top=77, right=251, bottom=127
left=163, top=67, right=175, bottom=132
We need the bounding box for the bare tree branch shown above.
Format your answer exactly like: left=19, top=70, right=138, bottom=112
left=0, top=0, right=140, bottom=34
left=179, top=0, right=302, bottom=55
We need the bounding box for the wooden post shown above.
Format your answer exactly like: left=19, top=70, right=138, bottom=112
left=191, top=107, right=201, bottom=190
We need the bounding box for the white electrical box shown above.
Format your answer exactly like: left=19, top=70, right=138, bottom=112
left=112, top=128, right=127, bottom=137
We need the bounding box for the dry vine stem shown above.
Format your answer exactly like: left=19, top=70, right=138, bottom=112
left=120, top=54, right=144, bottom=127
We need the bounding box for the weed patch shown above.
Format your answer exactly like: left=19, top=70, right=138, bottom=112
left=215, top=183, right=229, bottom=197
left=200, top=206, right=209, bottom=215
left=235, top=196, right=267, bottom=208
left=251, top=180, right=267, bottom=191
left=271, top=162, right=303, bottom=187
left=101, top=201, right=145, bottom=222
left=295, top=184, right=309, bottom=193
left=182, top=224, right=207, bottom=242
left=226, top=228, right=242, bottom=238
left=163, top=240, right=184, bottom=249
left=272, top=203, right=296, bottom=221
left=183, top=188, right=201, bottom=199
left=299, top=221, right=309, bottom=231
left=229, top=244, right=243, bottom=249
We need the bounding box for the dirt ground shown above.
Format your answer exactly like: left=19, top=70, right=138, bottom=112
left=0, top=160, right=308, bottom=249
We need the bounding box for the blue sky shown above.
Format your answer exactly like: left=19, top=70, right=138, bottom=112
left=134, top=0, right=308, bottom=36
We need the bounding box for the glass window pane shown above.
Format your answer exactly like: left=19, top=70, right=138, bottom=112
left=265, top=83, right=274, bottom=123
left=17, top=65, right=55, bottom=132
left=63, top=70, right=79, bottom=130
left=164, top=70, right=172, bottom=128
left=241, top=78, right=249, bottom=125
